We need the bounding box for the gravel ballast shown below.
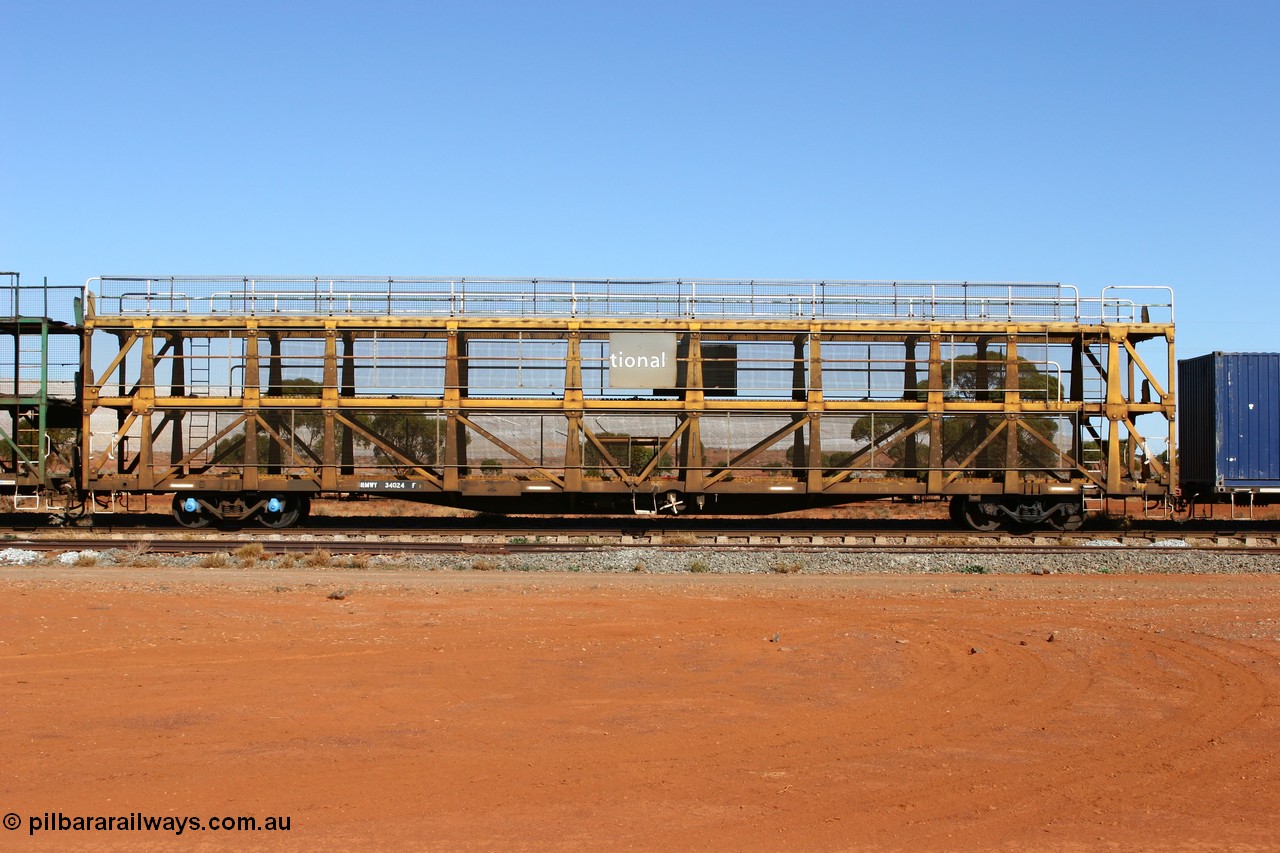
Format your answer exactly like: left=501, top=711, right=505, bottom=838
left=17, top=546, right=1280, bottom=575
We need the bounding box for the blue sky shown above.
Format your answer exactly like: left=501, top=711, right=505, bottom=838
left=3, top=0, right=1276, bottom=359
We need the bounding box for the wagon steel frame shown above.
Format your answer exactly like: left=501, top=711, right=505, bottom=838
left=75, top=277, right=1176, bottom=525
left=0, top=273, right=81, bottom=509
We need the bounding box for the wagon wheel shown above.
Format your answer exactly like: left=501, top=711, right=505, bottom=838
left=1045, top=502, right=1085, bottom=532
left=956, top=498, right=1000, bottom=532
left=258, top=494, right=311, bottom=529
left=172, top=493, right=211, bottom=529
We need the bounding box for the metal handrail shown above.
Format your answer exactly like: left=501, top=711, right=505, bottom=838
left=85, top=276, right=1176, bottom=325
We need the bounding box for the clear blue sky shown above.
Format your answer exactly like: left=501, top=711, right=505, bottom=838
left=3, top=0, right=1276, bottom=359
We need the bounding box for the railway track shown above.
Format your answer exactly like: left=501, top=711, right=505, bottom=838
left=5, top=517, right=1280, bottom=556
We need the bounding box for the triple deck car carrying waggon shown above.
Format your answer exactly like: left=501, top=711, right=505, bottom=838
left=1, top=274, right=1178, bottom=530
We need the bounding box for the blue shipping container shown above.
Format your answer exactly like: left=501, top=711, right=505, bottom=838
left=1178, top=352, right=1280, bottom=494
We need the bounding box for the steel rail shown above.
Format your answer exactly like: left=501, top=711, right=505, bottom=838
left=7, top=524, right=1280, bottom=556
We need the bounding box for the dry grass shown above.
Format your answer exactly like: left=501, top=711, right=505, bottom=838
left=120, top=541, right=153, bottom=566
left=307, top=498, right=477, bottom=519
left=234, top=542, right=266, bottom=563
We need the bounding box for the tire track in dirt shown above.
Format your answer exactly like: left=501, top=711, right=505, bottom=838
left=851, top=613, right=1276, bottom=850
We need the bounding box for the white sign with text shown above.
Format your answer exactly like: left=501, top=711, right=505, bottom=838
left=607, top=332, right=678, bottom=388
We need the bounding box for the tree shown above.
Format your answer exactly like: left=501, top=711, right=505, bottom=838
left=583, top=433, right=671, bottom=478
left=207, top=379, right=328, bottom=469
left=355, top=413, right=451, bottom=469
left=845, top=355, right=1066, bottom=474
left=266, top=378, right=325, bottom=444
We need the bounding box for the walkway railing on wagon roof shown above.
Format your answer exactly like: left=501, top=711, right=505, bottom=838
left=1, top=273, right=82, bottom=324
left=0, top=273, right=83, bottom=393
left=85, top=276, right=1175, bottom=324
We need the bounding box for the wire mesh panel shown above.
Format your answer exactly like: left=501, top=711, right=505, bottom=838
left=0, top=336, right=81, bottom=398
left=1, top=274, right=80, bottom=323
left=0, top=276, right=81, bottom=395
left=467, top=337, right=568, bottom=397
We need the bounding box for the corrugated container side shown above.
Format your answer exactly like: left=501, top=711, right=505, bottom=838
left=1178, top=352, right=1280, bottom=494
left=1177, top=355, right=1217, bottom=493
left=1218, top=353, right=1280, bottom=487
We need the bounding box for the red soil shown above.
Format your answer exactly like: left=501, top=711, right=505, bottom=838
left=2, top=568, right=1278, bottom=851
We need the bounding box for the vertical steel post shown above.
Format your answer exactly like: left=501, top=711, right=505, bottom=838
left=321, top=326, right=339, bottom=490
left=1105, top=330, right=1124, bottom=494
left=927, top=332, right=944, bottom=492
left=443, top=325, right=463, bottom=491
left=79, top=311, right=95, bottom=495
left=563, top=326, right=583, bottom=493
left=1167, top=332, right=1177, bottom=494
left=340, top=331, right=356, bottom=476
left=137, top=328, right=155, bottom=489
left=1070, top=334, right=1084, bottom=473
left=38, top=316, right=49, bottom=486
left=116, top=332, right=128, bottom=474
left=169, top=333, right=185, bottom=471
left=681, top=328, right=704, bottom=493
left=1003, top=329, right=1021, bottom=491
left=243, top=330, right=260, bottom=491
left=974, top=336, right=992, bottom=478
left=791, top=333, right=807, bottom=481
left=266, top=331, right=283, bottom=475
left=902, top=334, right=920, bottom=479
left=806, top=329, right=824, bottom=494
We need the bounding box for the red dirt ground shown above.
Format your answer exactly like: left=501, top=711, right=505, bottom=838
left=2, top=568, right=1278, bottom=852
